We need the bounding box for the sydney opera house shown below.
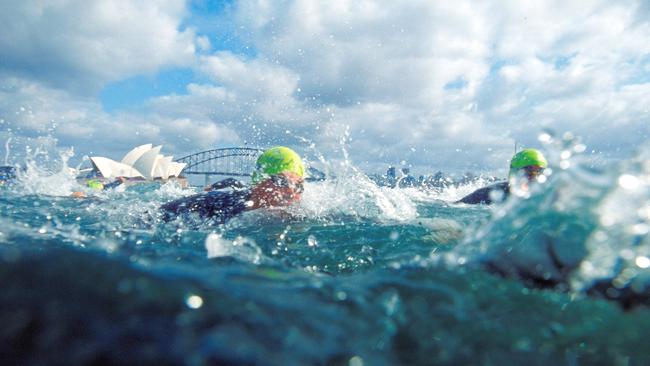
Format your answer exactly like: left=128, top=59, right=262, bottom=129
left=79, top=144, right=186, bottom=184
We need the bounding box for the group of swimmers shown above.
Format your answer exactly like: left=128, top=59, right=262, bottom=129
left=69, top=144, right=549, bottom=223
left=75, top=144, right=546, bottom=222
left=157, top=145, right=549, bottom=223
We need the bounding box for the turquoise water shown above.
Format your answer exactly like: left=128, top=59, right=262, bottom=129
left=1, top=139, right=650, bottom=365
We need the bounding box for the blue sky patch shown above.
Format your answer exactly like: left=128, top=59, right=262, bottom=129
left=444, top=77, right=468, bottom=90
left=100, top=68, right=198, bottom=112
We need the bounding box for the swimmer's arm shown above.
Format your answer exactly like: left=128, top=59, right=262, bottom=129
left=456, top=186, right=493, bottom=204
left=204, top=178, right=246, bottom=191
left=456, top=182, right=509, bottom=205
left=103, top=177, right=126, bottom=189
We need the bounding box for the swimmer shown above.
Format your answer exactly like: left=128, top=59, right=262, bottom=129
left=160, top=146, right=305, bottom=224
left=71, top=177, right=127, bottom=198
left=457, top=148, right=547, bottom=205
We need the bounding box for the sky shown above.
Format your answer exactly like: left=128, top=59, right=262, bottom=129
left=1, top=0, right=649, bottom=176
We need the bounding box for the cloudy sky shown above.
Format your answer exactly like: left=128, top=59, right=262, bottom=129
left=1, top=0, right=649, bottom=175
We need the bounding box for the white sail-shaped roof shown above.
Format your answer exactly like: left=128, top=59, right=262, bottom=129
left=154, top=155, right=173, bottom=180
left=90, top=157, right=144, bottom=179
left=121, top=144, right=153, bottom=166
left=168, top=162, right=186, bottom=177
left=132, top=145, right=162, bottom=180
left=85, top=144, right=185, bottom=182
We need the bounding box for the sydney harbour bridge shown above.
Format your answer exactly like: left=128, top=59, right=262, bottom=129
left=176, top=147, right=325, bottom=185
left=175, top=147, right=264, bottom=185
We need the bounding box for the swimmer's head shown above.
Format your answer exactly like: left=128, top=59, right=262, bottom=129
left=86, top=179, right=104, bottom=190
left=509, top=148, right=547, bottom=181
left=250, top=171, right=304, bottom=208
left=252, top=146, right=305, bottom=184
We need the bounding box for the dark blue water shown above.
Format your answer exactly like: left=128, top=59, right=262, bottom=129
left=1, top=140, right=650, bottom=365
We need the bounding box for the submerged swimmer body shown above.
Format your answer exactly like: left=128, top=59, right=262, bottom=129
left=455, top=148, right=650, bottom=309
left=458, top=149, right=547, bottom=205
left=160, top=147, right=305, bottom=225
left=160, top=172, right=303, bottom=224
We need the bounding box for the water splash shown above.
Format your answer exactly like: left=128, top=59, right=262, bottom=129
left=4, top=137, right=11, bottom=165
left=282, top=126, right=420, bottom=223
left=205, top=232, right=264, bottom=264
left=436, top=131, right=650, bottom=303
left=15, top=145, right=82, bottom=196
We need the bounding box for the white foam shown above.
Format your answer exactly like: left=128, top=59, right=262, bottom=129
left=205, top=233, right=263, bottom=264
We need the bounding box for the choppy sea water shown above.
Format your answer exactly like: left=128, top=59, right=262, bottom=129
left=1, top=139, right=650, bottom=365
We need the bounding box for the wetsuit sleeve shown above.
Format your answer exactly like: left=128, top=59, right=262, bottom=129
left=207, top=178, right=246, bottom=190
left=457, top=182, right=509, bottom=205
left=160, top=189, right=252, bottom=224
left=103, top=179, right=125, bottom=190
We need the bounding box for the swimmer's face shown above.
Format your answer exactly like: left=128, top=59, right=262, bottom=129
left=509, top=165, right=545, bottom=193
left=523, top=165, right=544, bottom=181
left=251, top=171, right=304, bottom=208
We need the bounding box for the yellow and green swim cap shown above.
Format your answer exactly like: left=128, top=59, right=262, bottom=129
left=509, top=148, right=547, bottom=176
left=252, top=146, right=304, bottom=184
left=86, top=179, right=104, bottom=190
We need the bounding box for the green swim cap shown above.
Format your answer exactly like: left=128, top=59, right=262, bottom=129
left=86, top=179, right=104, bottom=190
left=510, top=148, right=548, bottom=170
left=252, top=146, right=304, bottom=184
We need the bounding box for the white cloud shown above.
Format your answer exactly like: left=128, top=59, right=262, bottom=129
left=215, top=0, right=650, bottom=173
left=0, top=76, right=240, bottom=161
left=2, top=0, right=650, bottom=175
left=0, top=0, right=197, bottom=92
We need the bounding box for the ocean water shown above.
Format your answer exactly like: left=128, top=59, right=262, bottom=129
left=1, top=137, right=650, bottom=365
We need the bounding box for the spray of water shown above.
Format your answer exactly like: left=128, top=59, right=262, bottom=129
left=288, top=126, right=419, bottom=223
left=432, top=130, right=650, bottom=301
left=14, top=145, right=82, bottom=196
left=4, top=137, right=11, bottom=166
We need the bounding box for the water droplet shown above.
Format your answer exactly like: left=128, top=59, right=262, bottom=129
left=389, top=231, right=399, bottom=240
left=185, top=295, right=203, bottom=309
left=635, top=256, right=650, bottom=269
left=538, top=132, right=552, bottom=143
left=632, top=224, right=649, bottom=235
left=618, top=174, right=639, bottom=190
left=560, top=150, right=571, bottom=160
left=349, top=356, right=364, bottom=366
left=307, top=235, right=318, bottom=247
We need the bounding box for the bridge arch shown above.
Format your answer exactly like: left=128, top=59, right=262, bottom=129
left=175, top=147, right=325, bottom=185
left=175, top=147, right=264, bottom=184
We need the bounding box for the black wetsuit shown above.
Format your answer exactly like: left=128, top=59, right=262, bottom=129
left=457, top=182, right=509, bottom=205
left=160, top=189, right=252, bottom=224
left=206, top=177, right=246, bottom=190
